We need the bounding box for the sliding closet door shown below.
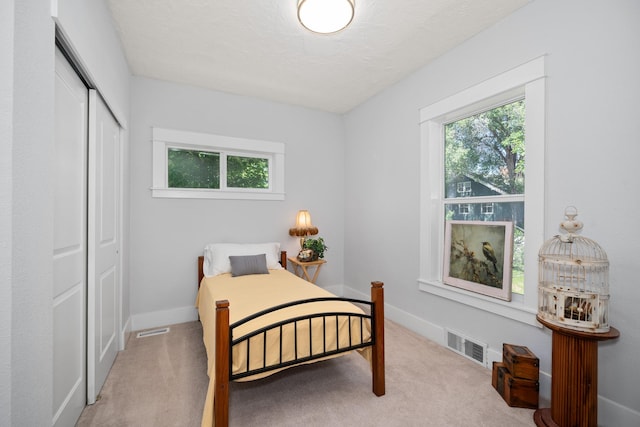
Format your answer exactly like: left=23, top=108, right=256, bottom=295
left=53, top=48, right=88, bottom=427
left=87, top=90, right=121, bottom=404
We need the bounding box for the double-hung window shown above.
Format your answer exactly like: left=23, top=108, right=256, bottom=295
left=418, top=57, right=546, bottom=325
left=445, top=98, right=525, bottom=293
left=152, top=128, right=285, bottom=200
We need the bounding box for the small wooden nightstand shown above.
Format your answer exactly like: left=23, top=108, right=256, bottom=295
left=287, top=257, right=326, bottom=284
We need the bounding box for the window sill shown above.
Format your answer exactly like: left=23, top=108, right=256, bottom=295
left=151, top=187, right=285, bottom=201
left=418, top=279, right=540, bottom=327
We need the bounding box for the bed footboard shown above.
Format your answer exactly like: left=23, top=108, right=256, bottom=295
left=371, top=281, right=385, bottom=396
left=213, top=281, right=385, bottom=427
left=214, top=300, right=231, bottom=427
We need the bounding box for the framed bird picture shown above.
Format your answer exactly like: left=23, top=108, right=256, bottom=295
left=443, top=220, right=514, bottom=301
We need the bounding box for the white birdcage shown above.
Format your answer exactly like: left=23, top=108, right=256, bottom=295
left=537, top=207, right=610, bottom=333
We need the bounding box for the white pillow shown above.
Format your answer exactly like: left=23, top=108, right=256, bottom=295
left=203, top=242, right=283, bottom=277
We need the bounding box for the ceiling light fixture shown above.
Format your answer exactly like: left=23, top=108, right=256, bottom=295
left=297, top=0, right=355, bottom=34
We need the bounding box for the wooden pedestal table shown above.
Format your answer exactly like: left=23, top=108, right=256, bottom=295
left=534, top=315, right=620, bottom=427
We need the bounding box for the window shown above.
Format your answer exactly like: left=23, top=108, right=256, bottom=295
left=168, top=148, right=220, bottom=189
left=481, top=203, right=494, bottom=215
left=445, top=99, right=525, bottom=294
left=456, top=181, right=472, bottom=196
left=152, top=128, right=285, bottom=200
left=458, top=203, right=471, bottom=215
left=418, top=57, right=546, bottom=326
left=167, top=149, right=270, bottom=190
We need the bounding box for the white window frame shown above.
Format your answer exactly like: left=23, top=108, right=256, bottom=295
left=152, top=127, right=285, bottom=200
left=418, top=57, right=546, bottom=326
left=458, top=203, right=472, bottom=215
left=456, top=181, right=472, bottom=196
left=481, top=202, right=494, bottom=215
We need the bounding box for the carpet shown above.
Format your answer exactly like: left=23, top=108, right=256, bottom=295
left=77, top=319, right=535, bottom=426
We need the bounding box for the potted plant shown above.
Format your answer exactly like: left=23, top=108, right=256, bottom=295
left=302, top=237, right=328, bottom=260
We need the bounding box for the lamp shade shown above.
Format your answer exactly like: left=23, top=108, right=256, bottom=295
left=289, top=210, right=319, bottom=237
left=297, top=0, right=355, bottom=34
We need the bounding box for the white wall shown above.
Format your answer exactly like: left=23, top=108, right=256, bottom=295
left=54, top=0, right=130, bottom=127
left=1, top=1, right=16, bottom=424
left=129, top=77, right=346, bottom=329
left=343, top=0, right=640, bottom=425
left=6, top=1, right=56, bottom=424
left=2, top=0, right=130, bottom=425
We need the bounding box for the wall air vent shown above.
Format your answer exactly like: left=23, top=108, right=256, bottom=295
left=136, top=327, right=170, bottom=338
left=445, top=329, right=487, bottom=367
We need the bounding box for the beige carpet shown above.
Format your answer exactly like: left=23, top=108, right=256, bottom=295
left=77, top=320, right=535, bottom=426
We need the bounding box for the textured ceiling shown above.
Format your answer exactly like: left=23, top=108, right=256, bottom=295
left=107, top=0, right=530, bottom=113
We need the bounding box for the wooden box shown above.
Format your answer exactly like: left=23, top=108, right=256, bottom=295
left=502, top=343, right=539, bottom=381
left=502, top=371, right=539, bottom=409
left=491, top=361, right=508, bottom=395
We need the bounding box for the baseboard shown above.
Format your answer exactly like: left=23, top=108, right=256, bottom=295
left=531, top=389, right=640, bottom=426
left=342, top=285, right=443, bottom=343
left=119, top=316, right=131, bottom=350
left=321, top=284, right=343, bottom=296
left=343, top=284, right=637, bottom=424
left=130, top=284, right=342, bottom=331
left=598, top=395, right=640, bottom=427
left=130, top=305, right=198, bottom=331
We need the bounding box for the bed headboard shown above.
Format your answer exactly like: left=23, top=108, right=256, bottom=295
left=198, top=251, right=288, bottom=288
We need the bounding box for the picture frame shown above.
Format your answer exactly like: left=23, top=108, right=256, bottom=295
left=297, top=248, right=314, bottom=262
left=443, top=220, right=514, bottom=301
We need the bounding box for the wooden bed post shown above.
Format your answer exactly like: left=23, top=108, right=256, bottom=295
left=370, top=281, right=385, bottom=396
left=198, top=256, right=204, bottom=288
left=214, top=300, right=230, bottom=427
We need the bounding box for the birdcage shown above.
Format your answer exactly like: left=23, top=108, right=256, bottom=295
left=537, top=207, right=609, bottom=333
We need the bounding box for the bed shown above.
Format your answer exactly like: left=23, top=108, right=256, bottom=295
left=195, top=242, right=385, bottom=427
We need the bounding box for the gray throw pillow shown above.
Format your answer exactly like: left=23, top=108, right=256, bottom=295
left=229, top=254, right=269, bottom=277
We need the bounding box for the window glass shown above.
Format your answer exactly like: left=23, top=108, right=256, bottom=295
left=443, top=100, right=525, bottom=295
left=444, top=100, right=525, bottom=197
left=227, top=155, right=269, bottom=189
left=445, top=201, right=525, bottom=294
left=168, top=148, right=220, bottom=189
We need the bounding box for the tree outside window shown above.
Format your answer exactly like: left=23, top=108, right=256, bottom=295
left=168, top=148, right=220, bottom=189
left=227, top=155, right=269, bottom=189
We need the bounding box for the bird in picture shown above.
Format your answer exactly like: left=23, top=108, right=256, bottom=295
left=482, top=241, right=499, bottom=273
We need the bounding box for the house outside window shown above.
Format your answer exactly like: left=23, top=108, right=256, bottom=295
left=418, top=57, right=545, bottom=326
left=152, top=128, right=285, bottom=200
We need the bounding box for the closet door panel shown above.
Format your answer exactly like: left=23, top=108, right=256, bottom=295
left=87, top=90, right=120, bottom=403
left=53, top=47, right=88, bottom=427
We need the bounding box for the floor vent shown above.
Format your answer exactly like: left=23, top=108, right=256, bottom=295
left=136, top=327, right=170, bottom=338
left=445, top=329, right=487, bottom=367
